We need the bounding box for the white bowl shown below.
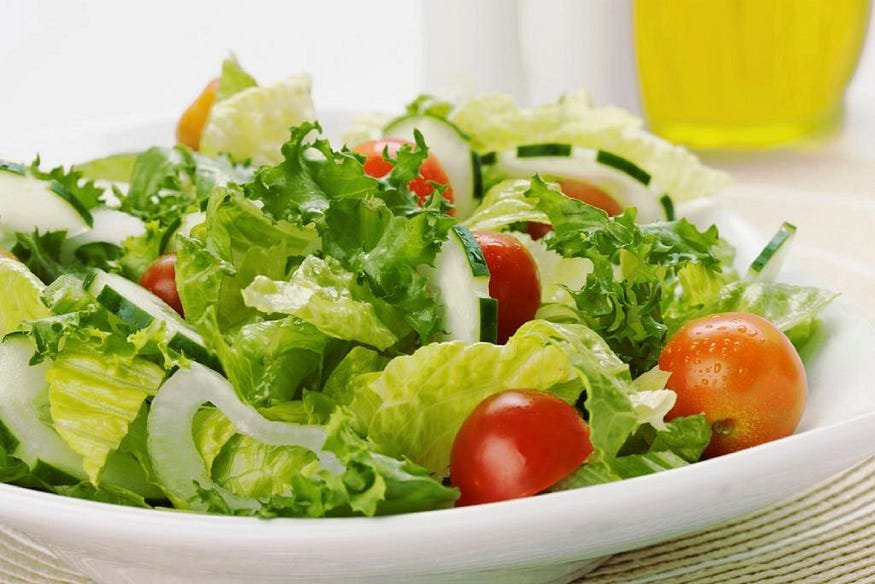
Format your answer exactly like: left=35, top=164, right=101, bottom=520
left=1, top=119, right=874, bottom=584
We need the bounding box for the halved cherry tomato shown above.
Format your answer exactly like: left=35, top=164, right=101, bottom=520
left=352, top=138, right=455, bottom=210
left=176, top=78, right=219, bottom=150
left=140, top=254, right=184, bottom=316
left=527, top=178, right=624, bottom=240
left=659, top=312, right=807, bottom=458
left=472, top=231, right=541, bottom=344
left=451, top=389, right=593, bottom=506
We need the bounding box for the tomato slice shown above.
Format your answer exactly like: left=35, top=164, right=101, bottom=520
left=451, top=389, right=593, bottom=506
left=353, top=138, right=455, bottom=210
left=472, top=231, right=541, bottom=344
left=140, top=254, right=184, bottom=316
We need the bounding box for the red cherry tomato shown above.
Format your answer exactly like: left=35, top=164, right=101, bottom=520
left=527, top=178, right=624, bottom=240
left=659, top=312, right=807, bottom=458
left=472, top=231, right=541, bottom=344
left=451, top=389, right=593, bottom=506
left=140, top=254, right=184, bottom=316
left=352, top=139, right=455, bottom=211
left=176, top=78, right=219, bottom=151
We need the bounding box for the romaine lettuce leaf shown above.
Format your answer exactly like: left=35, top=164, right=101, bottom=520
left=176, top=185, right=319, bottom=335
left=150, top=362, right=456, bottom=517
left=554, top=414, right=711, bottom=490
left=216, top=54, right=258, bottom=102
left=218, top=316, right=343, bottom=405
left=348, top=319, right=644, bottom=476
left=450, top=91, right=729, bottom=201
left=693, top=281, right=838, bottom=347
left=74, top=152, right=139, bottom=183
left=46, top=349, right=165, bottom=483
left=242, top=256, right=398, bottom=350
left=463, top=178, right=548, bottom=232
left=0, top=257, right=50, bottom=336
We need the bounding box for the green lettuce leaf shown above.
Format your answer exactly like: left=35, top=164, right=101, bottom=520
left=0, top=257, right=50, bottom=336
left=462, top=178, right=549, bottom=232
left=217, top=316, right=343, bottom=405
left=692, top=281, right=839, bottom=347
left=350, top=325, right=580, bottom=476
left=121, top=146, right=251, bottom=226
left=323, top=197, right=453, bottom=342
left=152, top=362, right=456, bottom=517
left=526, top=176, right=725, bottom=375
left=242, top=256, right=398, bottom=350
left=13, top=231, right=80, bottom=284
left=348, top=319, right=642, bottom=476
left=28, top=158, right=105, bottom=212
left=554, top=414, right=711, bottom=490
left=216, top=54, right=258, bottom=102
left=176, top=185, right=319, bottom=335
left=46, top=349, right=166, bottom=483
left=74, top=152, right=139, bottom=183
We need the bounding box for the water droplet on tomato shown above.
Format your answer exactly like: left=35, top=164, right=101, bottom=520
left=714, top=363, right=722, bottom=373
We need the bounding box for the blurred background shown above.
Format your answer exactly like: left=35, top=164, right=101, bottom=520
left=1, top=0, right=873, bottom=139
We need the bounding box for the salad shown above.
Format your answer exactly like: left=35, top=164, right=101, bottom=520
left=0, top=57, right=838, bottom=517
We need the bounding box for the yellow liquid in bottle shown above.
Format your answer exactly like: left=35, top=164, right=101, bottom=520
left=634, top=0, right=871, bottom=149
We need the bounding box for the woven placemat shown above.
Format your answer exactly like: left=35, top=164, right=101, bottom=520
left=580, top=456, right=875, bottom=583
left=1, top=457, right=873, bottom=583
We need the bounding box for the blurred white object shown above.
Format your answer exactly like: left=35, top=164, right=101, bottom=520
left=422, top=0, right=639, bottom=110
left=422, top=0, right=527, bottom=100
left=517, top=0, right=639, bottom=111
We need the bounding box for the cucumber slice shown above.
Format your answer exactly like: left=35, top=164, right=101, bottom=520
left=85, top=270, right=217, bottom=368
left=517, top=143, right=573, bottom=158
left=61, top=208, right=147, bottom=262
left=486, top=145, right=667, bottom=222
left=383, top=114, right=482, bottom=220
left=147, top=361, right=340, bottom=510
left=748, top=222, right=797, bottom=281
left=0, top=168, right=91, bottom=236
left=432, top=225, right=498, bottom=344
left=0, top=335, right=162, bottom=498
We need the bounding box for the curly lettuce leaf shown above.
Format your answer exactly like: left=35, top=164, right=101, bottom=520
left=28, top=158, right=105, bottom=213
left=526, top=176, right=725, bottom=375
